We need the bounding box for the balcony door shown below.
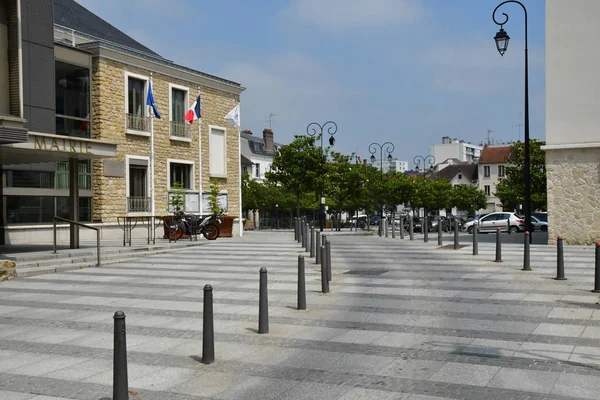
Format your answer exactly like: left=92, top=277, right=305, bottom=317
left=127, top=158, right=149, bottom=213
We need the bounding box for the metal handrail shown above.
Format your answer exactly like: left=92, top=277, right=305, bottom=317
left=53, top=216, right=101, bottom=266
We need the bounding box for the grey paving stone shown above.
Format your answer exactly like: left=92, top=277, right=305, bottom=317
left=329, top=329, right=389, bottom=344
left=280, top=350, right=396, bottom=374
left=376, top=359, right=446, bottom=380
left=338, top=387, right=409, bottom=399
left=569, top=345, right=600, bottom=366
left=487, top=367, right=561, bottom=394
left=515, top=342, right=575, bottom=361
left=216, top=376, right=299, bottom=400
left=532, top=323, right=585, bottom=337
left=547, top=307, right=594, bottom=320
left=487, top=321, right=539, bottom=334
left=170, top=371, right=252, bottom=397
left=0, top=390, right=35, bottom=399
left=129, top=366, right=203, bottom=391
left=43, top=358, right=113, bottom=381
left=11, top=355, right=90, bottom=377
left=429, top=362, right=500, bottom=386
left=581, top=326, right=600, bottom=339
left=551, top=372, right=600, bottom=399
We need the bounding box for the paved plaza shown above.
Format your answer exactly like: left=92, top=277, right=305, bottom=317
left=0, top=231, right=599, bottom=399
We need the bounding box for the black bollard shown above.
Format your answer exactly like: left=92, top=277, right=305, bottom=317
left=294, top=218, right=297, bottom=241
left=494, top=227, right=502, bottom=262
left=453, top=219, right=459, bottom=250
left=304, top=223, right=310, bottom=253
left=326, top=240, right=332, bottom=282
left=555, top=236, right=566, bottom=280
left=437, top=216, right=443, bottom=246
left=392, top=217, right=396, bottom=239
left=423, top=217, right=429, bottom=243
left=297, top=255, right=306, bottom=310
left=385, top=218, right=389, bottom=238
left=472, top=222, right=478, bottom=256
left=258, top=268, right=269, bottom=334
left=316, top=231, right=321, bottom=264
left=202, top=284, right=215, bottom=364
left=320, top=245, right=329, bottom=293
left=113, top=311, right=128, bottom=400
left=409, top=216, right=414, bottom=240
left=522, top=231, right=532, bottom=271
left=310, top=228, right=315, bottom=258
left=400, top=216, right=405, bottom=239
left=593, top=243, right=600, bottom=293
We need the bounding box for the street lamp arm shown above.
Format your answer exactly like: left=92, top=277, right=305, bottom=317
left=492, top=0, right=528, bottom=47
left=306, top=122, right=322, bottom=138
left=382, top=142, right=395, bottom=156
left=322, top=121, right=338, bottom=137
left=368, top=142, right=382, bottom=157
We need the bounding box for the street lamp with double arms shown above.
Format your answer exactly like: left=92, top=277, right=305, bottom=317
left=369, top=142, right=394, bottom=237
left=493, top=0, right=532, bottom=242
left=307, top=121, right=338, bottom=232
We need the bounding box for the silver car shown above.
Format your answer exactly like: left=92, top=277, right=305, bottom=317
left=476, top=212, right=525, bottom=234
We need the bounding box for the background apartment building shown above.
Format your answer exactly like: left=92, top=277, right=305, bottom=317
left=367, top=158, right=408, bottom=174
left=431, top=136, right=482, bottom=170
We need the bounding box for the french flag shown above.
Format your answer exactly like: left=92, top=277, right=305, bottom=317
left=184, top=93, right=201, bottom=124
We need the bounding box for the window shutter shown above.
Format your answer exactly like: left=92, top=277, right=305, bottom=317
left=7, top=1, right=20, bottom=117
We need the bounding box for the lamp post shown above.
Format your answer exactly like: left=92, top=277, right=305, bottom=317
left=413, top=155, right=435, bottom=234
left=369, top=142, right=394, bottom=237
left=413, top=155, right=436, bottom=178
left=307, top=121, right=338, bottom=232
left=493, top=0, right=532, bottom=243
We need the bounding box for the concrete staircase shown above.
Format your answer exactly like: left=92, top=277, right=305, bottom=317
left=13, top=240, right=208, bottom=278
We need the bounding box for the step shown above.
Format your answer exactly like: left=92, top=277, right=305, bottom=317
left=15, top=242, right=208, bottom=278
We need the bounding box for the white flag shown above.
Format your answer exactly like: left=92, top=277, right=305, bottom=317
left=224, top=104, right=240, bottom=128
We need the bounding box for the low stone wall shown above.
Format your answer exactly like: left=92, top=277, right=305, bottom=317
left=546, top=147, right=600, bottom=245
left=0, top=260, right=17, bottom=281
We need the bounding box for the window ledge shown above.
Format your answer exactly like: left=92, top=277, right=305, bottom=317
left=209, top=173, right=227, bottom=179
left=170, top=136, right=192, bottom=143
left=126, top=129, right=151, bottom=137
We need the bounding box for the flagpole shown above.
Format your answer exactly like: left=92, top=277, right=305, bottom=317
left=197, top=88, right=203, bottom=216
left=150, top=74, right=156, bottom=217
left=237, top=104, right=242, bottom=237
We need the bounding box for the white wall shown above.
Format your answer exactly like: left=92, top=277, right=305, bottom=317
left=249, top=154, right=273, bottom=182
left=478, top=163, right=505, bottom=212
left=546, top=0, right=600, bottom=146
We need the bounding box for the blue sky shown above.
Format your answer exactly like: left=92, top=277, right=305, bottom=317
left=77, top=0, right=545, bottom=165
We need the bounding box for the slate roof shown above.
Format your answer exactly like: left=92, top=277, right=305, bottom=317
left=432, top=164, right=478, bottom=182
left=241, top=133, right=282, bottom=157
left=53, top=0, right=161, bottom=58
left=479, top=145, right=512, bottom=163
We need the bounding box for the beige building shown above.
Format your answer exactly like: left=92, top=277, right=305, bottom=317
left=544, top=0, right=600, bottom=245
left=1, top=0, right=245, bottom=244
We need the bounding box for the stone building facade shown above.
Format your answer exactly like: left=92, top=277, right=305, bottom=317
left=545, top=0, right=600, bottom=245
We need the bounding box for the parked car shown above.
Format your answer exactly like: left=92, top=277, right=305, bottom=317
left=532, top=212, right=548, bottom=223
left=411, top=217, right=424, bottom=233
left=531, top=215, right=548, bottom=231
left=472, top=212, right=525, bottom=234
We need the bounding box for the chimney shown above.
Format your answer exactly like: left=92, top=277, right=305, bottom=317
left=263, top=129, right=274, bottom=151
left=241, top=129, right=253, bottom=135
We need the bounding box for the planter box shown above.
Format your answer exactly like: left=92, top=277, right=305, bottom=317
left=219, top=216, right=235, bottom=237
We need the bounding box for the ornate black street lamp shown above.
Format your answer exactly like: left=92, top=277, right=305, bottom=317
left=493, top=0, right=532, bottom=242
left=307, top=121, right=338, bottom=232
left=413, top=155, right=436, bottom=178
left=369, top=142, right=394, bottom=237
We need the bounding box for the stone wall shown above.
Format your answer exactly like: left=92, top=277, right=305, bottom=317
left=0, top=260, right=17, bottom=281
left=91, top=58, right=241, bottom=224
left=546, top=147, right=600, bottom=245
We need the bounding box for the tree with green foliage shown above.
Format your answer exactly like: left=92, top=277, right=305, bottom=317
left=495, top=139, right=547, bottom=211
left=207, top=178, right=223, bottom=214
left=324, top=152, right=366, bottom=230
left=266, top=135, right=329, bottom=217
left=450, top=184, right=487, bottom=214
left=169, top=181, right=186, bottom=212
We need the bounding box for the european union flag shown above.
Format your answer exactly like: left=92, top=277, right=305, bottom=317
left=146, top=81, right=161, bottom=119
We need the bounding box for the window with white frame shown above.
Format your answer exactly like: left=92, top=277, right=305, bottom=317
left=484, top=185, right=491, bottom=196
left=126, top=156, right=150, bottom=213
left=498, top=165, right=505, bottom=177
left=125, top=73, right=149, bottom=132
left=483, top=165, right=491, bottom=178
left=255, top=163, right=260, bottom=178
left=169, top=161, right=193, bottom=190
left=209, top=126, right=227, bottom=177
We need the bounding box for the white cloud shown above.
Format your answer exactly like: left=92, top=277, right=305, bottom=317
left=280, top=0, right=424, bottom=29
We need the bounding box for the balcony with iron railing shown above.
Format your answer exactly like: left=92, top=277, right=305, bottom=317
left=127, top=197, right=151, bottom=213
left=170, top=121, right=191, bottom=141
left=126, top=113, right=151, bottom=134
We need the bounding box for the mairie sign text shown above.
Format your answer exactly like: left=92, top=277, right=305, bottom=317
left=34, top=136, right=91, bottom=154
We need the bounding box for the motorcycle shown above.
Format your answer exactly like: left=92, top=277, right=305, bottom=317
left=169, top=211, right=221, bottom=241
